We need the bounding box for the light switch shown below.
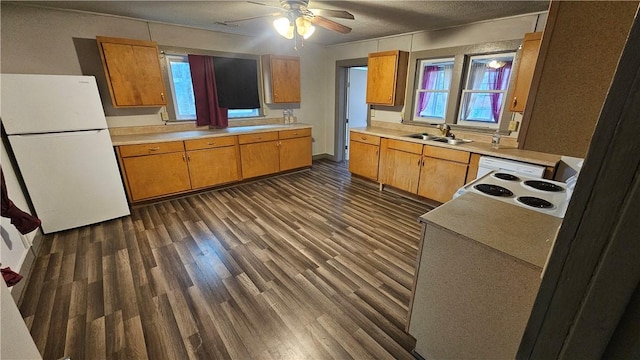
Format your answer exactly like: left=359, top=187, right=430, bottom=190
left=160, top=111, right=169, bottom=121
left=508, top=120, right=519, bottom=131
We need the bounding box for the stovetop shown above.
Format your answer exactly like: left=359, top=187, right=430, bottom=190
left=455, top=171, right=571, bottom=218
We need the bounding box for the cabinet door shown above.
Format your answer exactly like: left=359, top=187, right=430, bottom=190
left=418, top=157, right=469, bottom=203
left=366, top=50, right=409, bottom=106
left=263, top=55, right=301, bottom=104
left=280, top=137, right=312, bottom=171
left=123, top=152, right=191, bottom=201
left=348, top=140, right=380, bottom=180
left=97, top=36, right=167, bottom=107
left=188, top=146, right=240, bottom=189
left=240, top=141, right=280, bottom=179
left=509, top=32, right=542, bottom=112
left=379, top=148, right=422, bottom=193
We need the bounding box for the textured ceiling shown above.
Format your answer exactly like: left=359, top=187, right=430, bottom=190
left=13, top=1, right=550, bottom=45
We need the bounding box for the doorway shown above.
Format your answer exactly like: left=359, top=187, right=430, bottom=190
left=334, top=58, right=368, bottom=163
left=345, top=67, right=368, bottom=160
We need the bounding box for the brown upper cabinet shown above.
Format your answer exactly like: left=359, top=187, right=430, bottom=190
left=366, top=50, right=409, bottom=106
left=262, top=54, right=301, bottom=104
left=96, top=36, right=167, bottom=108
left=509, top=32, right=542, bottom=113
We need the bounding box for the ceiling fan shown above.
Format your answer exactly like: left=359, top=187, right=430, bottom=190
left=222, top=0, right=354, bottom=40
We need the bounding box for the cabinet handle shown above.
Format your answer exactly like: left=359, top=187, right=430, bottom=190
left=417, top=158, right=421, bottom=165
left=161, top=93, right=165, bottom=102
left=422, top=159, right=425, bottom=167
left=256, top=137, right=262, bottom=140
left=512, top=97, right=517, bottom=107
left=207, top=142, right=215, bottom=145
left=182, top=154, right=186, bottom=162
left=375, top=150, right=378, bottom=156
left=361, top=136, right=367, bottom=141
left=148, top=147, right=160, bottom=151
left=187, top=154, right=191, bottom=161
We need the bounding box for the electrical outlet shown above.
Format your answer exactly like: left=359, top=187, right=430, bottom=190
left=370, top=109, right=376, bottom=117
left=508, top=120, right=519, bottom=131
left=160, top=111, right=169, bottom=121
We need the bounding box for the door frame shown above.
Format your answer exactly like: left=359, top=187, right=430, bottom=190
left=334, top=58, right=368, bottom=163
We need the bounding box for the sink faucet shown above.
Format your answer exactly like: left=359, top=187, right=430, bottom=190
left=437, top=124, right=451, bottom=137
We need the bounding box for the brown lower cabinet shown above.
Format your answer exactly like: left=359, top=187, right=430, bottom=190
left=117, top=129, right=312, bottom=202
left=349, top=132, right=381, bottom=180
left=240, top=140, right=280, bottom=179
left=417, top=158, right=469, bottom=203
left=375, top=137, right=471, bottom=203
left=187, top=146, right=241, bottom=189
left=122, top=151, right=191, bottom=201
left=280, top=136, right=312, bottom=171
left=379, top=139, right=423, bottom=193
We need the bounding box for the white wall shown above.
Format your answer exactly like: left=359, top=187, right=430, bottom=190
left=1, top=3, right=549, bottom=159
left=0, top=141, right=38, bottom=272
left=0, top=3, right=330, bottom=155
left=324, top=13, right=546, bottom=155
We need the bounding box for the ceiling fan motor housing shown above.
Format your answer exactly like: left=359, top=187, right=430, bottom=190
left=280, top=0, right=310, bottom=11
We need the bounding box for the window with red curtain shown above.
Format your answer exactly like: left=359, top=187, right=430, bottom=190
left=413, top=58, right=454, bottom=123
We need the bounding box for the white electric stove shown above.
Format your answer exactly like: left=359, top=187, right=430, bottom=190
left=454, top=170, right=572, bottom=218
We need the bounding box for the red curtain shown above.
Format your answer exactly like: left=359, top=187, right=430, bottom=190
left=1, top=168, right=41, bottom=234
left=188, top=55, right=228, bottom=128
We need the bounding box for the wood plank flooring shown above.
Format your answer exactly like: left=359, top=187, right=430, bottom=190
left=19, top=159, right=433, bottom=359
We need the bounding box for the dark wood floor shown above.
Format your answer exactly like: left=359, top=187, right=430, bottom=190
left=19, top=159, right=432, bottom=359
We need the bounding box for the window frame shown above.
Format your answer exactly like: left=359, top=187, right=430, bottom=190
left=412, top=57, right=455, bottom=124
left=457, top=52, right=516, bottom=129
left=402, top=39, right=521, bottom=133
left=160, top=49, right=264, bottom=122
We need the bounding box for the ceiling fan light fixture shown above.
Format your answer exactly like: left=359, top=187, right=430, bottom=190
left=274, top=17, right=294, bottom=39
left=303, top=24, right=315, bottom=39
left=295, top=16, right=315, bottom=39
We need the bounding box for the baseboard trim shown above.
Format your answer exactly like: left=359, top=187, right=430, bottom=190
left=12, top=232, right=43, bottom=304
left=312, top=153, right=336, bottom=161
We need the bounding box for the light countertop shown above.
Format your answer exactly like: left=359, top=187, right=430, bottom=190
left=110, top=123, right=312, bottom=146
left=419, top=192, right=562, bottom=268
left=350, top=126, right=561, bottom=167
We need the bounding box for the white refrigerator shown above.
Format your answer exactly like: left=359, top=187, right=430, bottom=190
left=1, top=74, right=130, bottom=233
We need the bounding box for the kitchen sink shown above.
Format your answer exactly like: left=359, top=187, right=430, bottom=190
left=404, top=133, right=470, bottom=145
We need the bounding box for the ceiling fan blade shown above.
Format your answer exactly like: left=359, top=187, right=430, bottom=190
left=223, top=11, right=283, bottom=24
left=309, top=8, right=354, bottom=20
left=310, top=15, right=352, bottom=34
left=247, top=1, right=284, bottom=10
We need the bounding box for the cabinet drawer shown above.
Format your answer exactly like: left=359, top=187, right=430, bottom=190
left=279, top=128, right=311, bottom=140
left=238, top=131, right=279, bottom=144
left=350, top=132, right=380, bottom=146
left=423, top=146, right=470, bottom=164
left=119, top=141, right=185, bottom=157
left=387, top=139, right=423, bottom=154
left=184, top=136, right=236, bottom=150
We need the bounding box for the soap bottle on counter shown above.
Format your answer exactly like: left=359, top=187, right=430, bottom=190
left=491, top=129, right=501, bottom=149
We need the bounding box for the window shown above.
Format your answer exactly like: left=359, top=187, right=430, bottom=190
left=166, top=55, right=196, bottom=120
left=165, top=54, right=260, bottom=121
left=458, top=53, right=515, bottom=128
left=413, top=58, right=454, bottom=123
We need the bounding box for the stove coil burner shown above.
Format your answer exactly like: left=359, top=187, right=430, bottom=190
left=474, top=184, right=514, bottom=197
left=524, top=180, right=564, bottom=192
left=493, top=173, right=520, bottom=181
left=517, top=196, right=554, bottom=209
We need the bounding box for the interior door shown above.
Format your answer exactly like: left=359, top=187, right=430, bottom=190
left=345, top=66, right=368, bottom=160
